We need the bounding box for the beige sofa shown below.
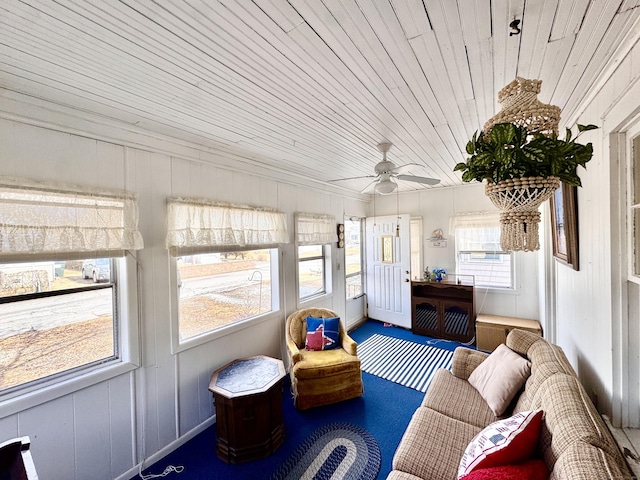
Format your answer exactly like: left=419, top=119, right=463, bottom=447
left=388, top=329, right=634, bottom=479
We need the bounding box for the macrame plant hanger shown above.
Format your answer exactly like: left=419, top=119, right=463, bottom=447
left=483, top=77, right=561, bottom=251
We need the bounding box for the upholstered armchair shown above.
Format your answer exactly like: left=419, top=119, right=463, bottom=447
left=285, top=307, right=364, bottom=410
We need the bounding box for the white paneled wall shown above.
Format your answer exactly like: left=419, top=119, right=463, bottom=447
left=549, top=34, right=640, bottom=424
left=0, top=116, right=367, bottom=480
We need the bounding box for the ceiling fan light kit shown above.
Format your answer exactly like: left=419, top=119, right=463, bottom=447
left=375, top=179, right=397, bottom=194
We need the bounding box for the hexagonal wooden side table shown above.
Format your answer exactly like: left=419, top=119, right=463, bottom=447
left=208, top=355, right=286, bottom=464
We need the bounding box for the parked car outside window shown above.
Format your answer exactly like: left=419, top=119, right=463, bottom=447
left=81, top=258, right=111, bottom=283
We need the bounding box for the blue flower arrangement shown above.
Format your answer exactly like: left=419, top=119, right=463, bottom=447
left=432, top=268, right=446, bottom=282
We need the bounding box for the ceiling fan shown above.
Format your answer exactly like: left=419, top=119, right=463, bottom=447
left=329, top=143, right=440, bottom=194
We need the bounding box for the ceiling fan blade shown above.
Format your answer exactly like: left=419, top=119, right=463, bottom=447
left=327, top=175, right=377, bottom=182
left=390, top=163, right=422, bottom=175
left=360, top=179, right=379, bottom=194
left=396, top=174, right=440, bottom=186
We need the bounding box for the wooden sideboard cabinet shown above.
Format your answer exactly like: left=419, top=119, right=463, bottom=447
left=411, top=280, right=475, bottom=343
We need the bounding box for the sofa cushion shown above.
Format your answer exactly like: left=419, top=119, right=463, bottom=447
left=460, top=459, right=548, bottom=480
left=458, top=410, right=543, bottom=478
left=506, top=328, right=547, bottom=356
left=468, top=344, right=531, bottom=416
left=386, top=471, right=425, bottom=480
left=451, top=347, right=490, bottom=380
left=549, top=441, right=631, bottom=480
left=393, top=407, right=480, bottom=480
left=422, top=369, right=499, bottom=428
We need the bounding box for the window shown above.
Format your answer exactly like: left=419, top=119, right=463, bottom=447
left=410, top=217, right=423, bottom=281
left=451, top=212, right=514, bottom=289
left=166, top=198, right=288, bottom=344
left=298, top=245, right=326, bottom=299
left=344, top=217, right=363, bottom=299
left=176, top=249, right=277, bottom=341
left=0, top=258, right=118, bottom=393
left=0, top=178, right=143, bottom=406
left=295, top=213, right=336, bottom=302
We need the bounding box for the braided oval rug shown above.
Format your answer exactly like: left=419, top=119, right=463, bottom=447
left=269, top=423, right=381, bottom=480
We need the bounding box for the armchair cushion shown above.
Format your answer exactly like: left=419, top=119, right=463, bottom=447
left=305, top=316, right=340, bottom=351
left=292, top=349, right=362, bottom=378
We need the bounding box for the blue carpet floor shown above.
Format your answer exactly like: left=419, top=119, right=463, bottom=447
left=134, top=321, right=464, bottom=480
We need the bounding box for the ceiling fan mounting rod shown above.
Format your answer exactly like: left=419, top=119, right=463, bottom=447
left=377, top=142, right=392, bottom=157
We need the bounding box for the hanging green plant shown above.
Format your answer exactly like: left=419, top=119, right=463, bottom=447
left=454, top=122, right=598, bottom=187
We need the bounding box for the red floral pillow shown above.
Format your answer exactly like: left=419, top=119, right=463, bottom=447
left=458, top=410, right=544, bottom=479
left=461, top=459, right=548, bottom=480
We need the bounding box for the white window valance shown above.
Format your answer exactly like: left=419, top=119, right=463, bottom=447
left=0, top=177, right=144, bottom=258
left=450, top=212, right=502, bottom=252
left=295, top=212, right=337, bottom=245
left=166, top=198, right=288, bottom=253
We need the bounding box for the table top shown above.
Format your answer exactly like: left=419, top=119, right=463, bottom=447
left=209, top=355, right=285, bottom=398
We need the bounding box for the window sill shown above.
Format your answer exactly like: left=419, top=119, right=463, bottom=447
left=474, top=286, right=517, bottom=295
left=0, top=360, right=138, bottom=419
left=173, top=310, right=282, bottom=354
left=298, top=292, right=333, bottom=309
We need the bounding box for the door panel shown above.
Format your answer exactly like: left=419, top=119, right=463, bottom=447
left=366, top=214, right=411, bottom=327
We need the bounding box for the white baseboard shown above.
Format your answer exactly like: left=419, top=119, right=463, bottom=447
left=114, top=415, right=216, bottom=480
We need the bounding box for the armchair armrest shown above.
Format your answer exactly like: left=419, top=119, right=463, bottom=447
left=285, top=335, right=303, bottom=364
left=451, top=347, right=490, bottom=380
left=341, top=332, right=358, bottom=356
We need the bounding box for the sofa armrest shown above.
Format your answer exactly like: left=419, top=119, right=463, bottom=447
left=341, top=333, right=358, bottom=356
left=451, top=347, right=490, bottom=380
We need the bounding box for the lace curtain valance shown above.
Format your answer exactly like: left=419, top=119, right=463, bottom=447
left=450, top=212, right=502, bottom=252
left=295, top=213, right=337, bottom=246
left=166, top=198, right=288, bottom=254
left=0, top=177, right=144, bottom=258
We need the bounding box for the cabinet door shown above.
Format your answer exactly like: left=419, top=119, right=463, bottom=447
left=443, top=300, right=473, bottom=342
left=412, top=298, right=440, bottom=336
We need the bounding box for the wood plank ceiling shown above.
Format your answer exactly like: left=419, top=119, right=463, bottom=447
left=1, top=1, right=639, bottom=194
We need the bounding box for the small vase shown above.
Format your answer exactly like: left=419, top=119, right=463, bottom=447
left=435, top=273, right=443, bottom=282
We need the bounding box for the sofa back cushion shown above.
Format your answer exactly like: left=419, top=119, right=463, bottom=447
left=518, top=373, right=627, bottom=474
left=507, top=330, right=577, bottom=412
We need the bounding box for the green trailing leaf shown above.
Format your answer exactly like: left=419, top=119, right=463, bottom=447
left=454, top=162, right=467, bottom=172
left=462, top=171, right=476, bottom=183
left=577, top=124, right=598, bottom=132
left=454, top=122, right=599, bottom=186
left=466, top=140, right=475, bottom=155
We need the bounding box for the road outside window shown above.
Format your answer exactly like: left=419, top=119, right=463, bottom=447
left=177, top=249, right=274, bottom=341
left=298, top=245, right=326, bottom=300
left=0, top=259, right=116, bottom=393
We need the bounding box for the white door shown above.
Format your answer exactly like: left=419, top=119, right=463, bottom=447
left=365, top=214, right=412, bottom=328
